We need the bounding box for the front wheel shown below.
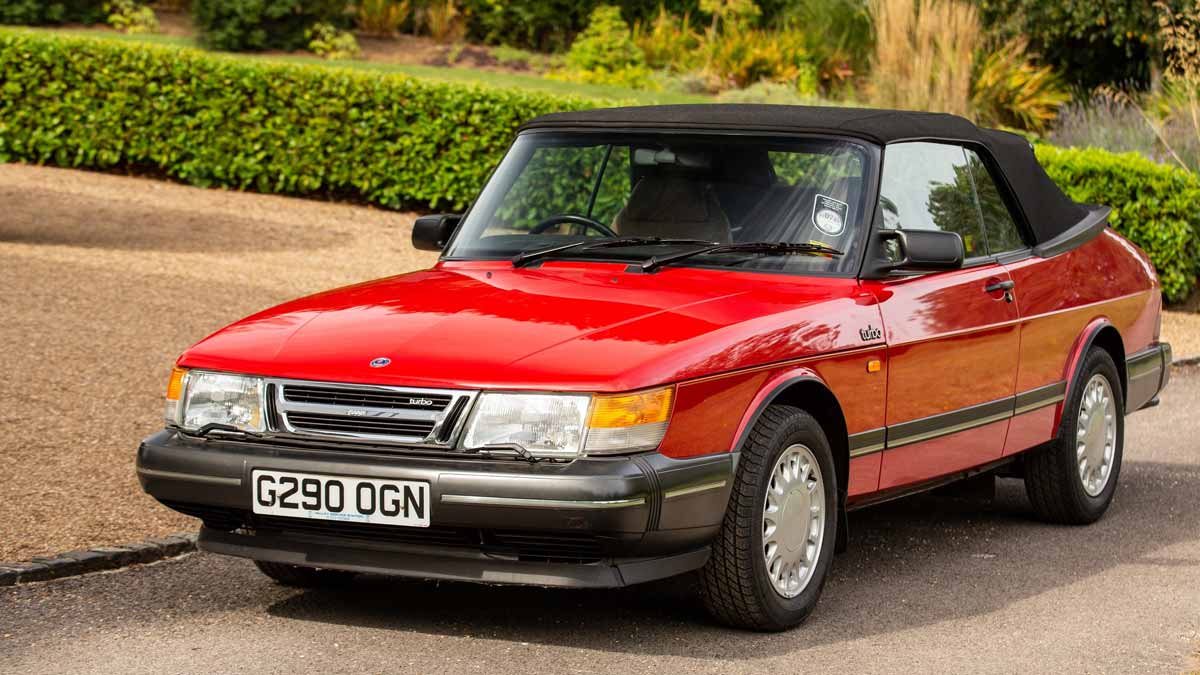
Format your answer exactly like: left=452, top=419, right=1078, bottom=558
left=699, top=405, right=838, bottom=631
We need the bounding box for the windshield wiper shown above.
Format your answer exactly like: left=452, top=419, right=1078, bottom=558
left=638, top=241, right=844, bottom=274
left=511, top=237, right=716, bottom=268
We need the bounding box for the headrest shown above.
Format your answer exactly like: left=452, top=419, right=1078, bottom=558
left=623, top=176, right=716, bottom=223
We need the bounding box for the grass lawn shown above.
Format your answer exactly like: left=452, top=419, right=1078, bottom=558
left=49, top=27, right=710, bottom=104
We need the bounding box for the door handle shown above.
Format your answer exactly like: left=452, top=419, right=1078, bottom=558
left=985, top=280, right=1015, bottom=293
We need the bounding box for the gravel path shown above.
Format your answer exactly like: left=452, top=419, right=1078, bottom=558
left=1, top=368, right=1197, bottom=673
left=0, top=162, right=436, bottom=560
left=1163, top=311, right=1200, bottom=361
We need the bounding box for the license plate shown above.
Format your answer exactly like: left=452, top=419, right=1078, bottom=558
left=251, top=470, right=430, bottom=528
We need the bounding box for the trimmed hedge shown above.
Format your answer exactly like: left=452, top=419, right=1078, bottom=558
left=0, top=29, right=593, bottom=209
left=1037, top=145, right=1200, bottom=303
left=0, top=30, right=1195, bottom=301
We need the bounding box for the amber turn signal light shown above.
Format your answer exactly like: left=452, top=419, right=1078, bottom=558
left=867, top=358, right=882, bottom=373
left=166, top=367, right=188, bottom=400
left=588, top=387, right=674, bottom=429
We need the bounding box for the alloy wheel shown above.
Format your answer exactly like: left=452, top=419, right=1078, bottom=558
left=762, top=443, right=826, bottom=598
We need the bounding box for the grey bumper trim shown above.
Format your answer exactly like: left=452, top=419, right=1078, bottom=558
left=662, top=480, right=727, bottom=500
left=439, top=494, right=646, bottom=509
left=136, top=467, right=242, bottom=487
left=1127, top=342, right=1172, bottom=412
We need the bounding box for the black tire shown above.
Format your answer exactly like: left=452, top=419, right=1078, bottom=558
left=1024, top=347, right=1125, bottom=524
left=699, top=405, right=838, bottom=631
left=254, top=560, right=357, bottom=588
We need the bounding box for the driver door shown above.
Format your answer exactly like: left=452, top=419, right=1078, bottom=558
left=870, top=142, right=1021, bottom=490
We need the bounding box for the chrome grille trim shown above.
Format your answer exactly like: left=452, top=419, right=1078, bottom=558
left=282, top=384, right=453, bottom=411
left=266, top=378, right=478, bottom=448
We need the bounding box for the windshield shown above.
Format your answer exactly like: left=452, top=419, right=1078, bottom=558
left=445, top=132, right=874, bottom=276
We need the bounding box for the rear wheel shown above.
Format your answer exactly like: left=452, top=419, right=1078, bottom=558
left=699, top=405, right=838, bottom=631
left=254, top=560, right=357, bottom=588
left=1024, top=347, right=1124, bottom=524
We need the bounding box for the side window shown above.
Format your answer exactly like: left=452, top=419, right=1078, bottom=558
left=878, top=142, right=986, bottom=259
left=965, top=149, right=1026, bottom=253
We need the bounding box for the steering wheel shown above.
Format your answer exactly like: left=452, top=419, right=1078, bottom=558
left=529, top=214, right=617, bottom=238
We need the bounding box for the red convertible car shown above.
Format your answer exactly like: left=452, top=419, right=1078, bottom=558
left=138, top=105, right=1171, bottom=631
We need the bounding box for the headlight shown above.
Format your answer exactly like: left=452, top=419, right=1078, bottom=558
left=463, top=393, right=591, bottom=459
left=165, top=368, right=265, bottom=433
left=461, top=387, right=674, bottom=459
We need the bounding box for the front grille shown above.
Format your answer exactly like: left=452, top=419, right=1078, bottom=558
left=488, top=531, right=605, bottom=563
left=268, top=378, right=475, bottom=448
left=283, top=385, right=452, bottom=412
left=255, top=516, right=478, bottom=549
left=286, top=412, right=436, bottom=438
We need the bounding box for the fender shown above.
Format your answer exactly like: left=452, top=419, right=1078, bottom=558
left=730, top=368, right=827, bottom=454
left=1059, top=317, right=1122, bottom=426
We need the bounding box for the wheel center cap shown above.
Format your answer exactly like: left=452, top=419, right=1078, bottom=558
left=1085, top=407, right=1107, bottom=462
left=780, top=488, right=809, bottom=553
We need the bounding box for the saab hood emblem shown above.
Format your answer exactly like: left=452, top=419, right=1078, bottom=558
left=369, top=357, right=392, bottom=368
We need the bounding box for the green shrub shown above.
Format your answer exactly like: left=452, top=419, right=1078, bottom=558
left=565, top=6, right=645, bottom=72
left=633, top=6, right=701, bottom=71
left=105, top=0, right=160, bottom=34
left=970, top=37, right=1070, bottom=134
left=977, top=0, right=1174, bottom=89
left=459, top=1, right=711, bottom=52
left=306, top=20, right=359, bottom=59
left=0, top=29, right=594, bottom=210
left=191, top=0, right=348, bottom=52
left=702, top=25, right=816, bottom=92
left=356, top=0, right=409, bottom=36
left=1037, top=145, right=1200, bottom=303
left=554, top=5, right=655, bottom=89
left=0, top=0, right=105, bottom=25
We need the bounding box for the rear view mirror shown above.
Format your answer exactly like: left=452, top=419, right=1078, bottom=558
left=412, top=214, right=462, bottom=252
left=862, top=229, right=964, bottom=279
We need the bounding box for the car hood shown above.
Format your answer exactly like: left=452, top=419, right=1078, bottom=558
left=179, top=261, right=876, bottom=392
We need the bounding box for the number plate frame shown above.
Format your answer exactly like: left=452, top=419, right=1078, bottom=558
left=251, top=469, right=431, bottom=528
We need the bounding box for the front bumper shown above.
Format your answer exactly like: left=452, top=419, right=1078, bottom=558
left=137, top=430, right=735, bottom=588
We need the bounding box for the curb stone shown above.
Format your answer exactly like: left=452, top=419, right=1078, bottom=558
left=0, top=532, right=197, bottom=587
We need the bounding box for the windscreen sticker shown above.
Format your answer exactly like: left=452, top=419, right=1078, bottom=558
left=812, top=194, right=849, bottom=237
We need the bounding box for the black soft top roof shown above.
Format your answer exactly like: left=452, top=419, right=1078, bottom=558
left=521, top=104, right=1098, bottom=248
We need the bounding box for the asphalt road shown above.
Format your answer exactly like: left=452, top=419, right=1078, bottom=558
left=2, top=370, right=1197, bottom=674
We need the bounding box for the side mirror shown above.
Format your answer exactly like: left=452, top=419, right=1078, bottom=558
left=862, top=229, right=964, bottom=279
left=412, top=214, right=462, bottom=252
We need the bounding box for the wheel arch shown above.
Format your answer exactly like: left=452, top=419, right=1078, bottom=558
left=1064, top=319, right=1127, bottom=410
left=733, top=374, right=850, bottom=512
